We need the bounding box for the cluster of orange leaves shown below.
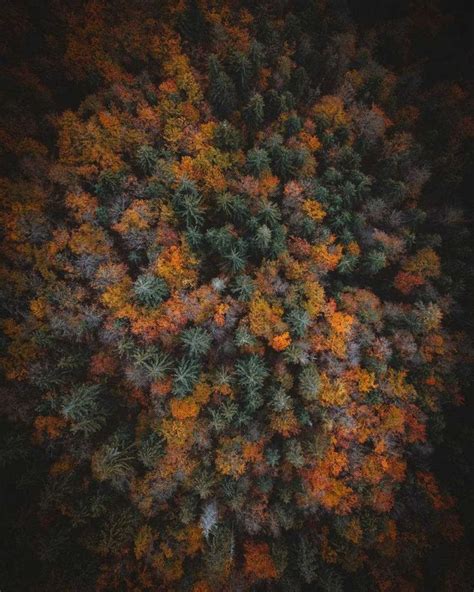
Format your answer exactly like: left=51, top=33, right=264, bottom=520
left=33, top=415, right=67, bottom=442
left=243, top=542, right=277, bottom=580
left=155, top=244, right=198, bottom=291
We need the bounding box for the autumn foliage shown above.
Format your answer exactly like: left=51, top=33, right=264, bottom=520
left=0, top=1, right=473, bottom=591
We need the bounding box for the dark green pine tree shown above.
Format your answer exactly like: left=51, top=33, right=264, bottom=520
left=227, top=50, right=252, bottom=96
left=177, top=0, right=208, bottom=43
left=213, top=121, right=242, bottom=152
left=61, top=384, right=107, bottom=436
left=173, top=179, right=204, bottom=229
left=135, top=145, right=158, bottom=176
left=133, top=274, right=169, bottom=307
left=208, top=55, right=237, bottom=119
left=246, top=148, right=271, bottom=178
left=244, top=93, right=265, bottom=130
left=173, top=357, right=201, bottom=396
left=181, top=326, right=212, bottom=358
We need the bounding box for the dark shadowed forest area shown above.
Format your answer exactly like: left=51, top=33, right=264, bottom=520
left=1, top=1, right=473, bottom=590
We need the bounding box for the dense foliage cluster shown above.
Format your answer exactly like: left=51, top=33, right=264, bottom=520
left=1, top=1, right=473, bottom=590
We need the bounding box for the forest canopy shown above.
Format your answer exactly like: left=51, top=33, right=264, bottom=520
left=0, top=0, right=473, bottom=590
